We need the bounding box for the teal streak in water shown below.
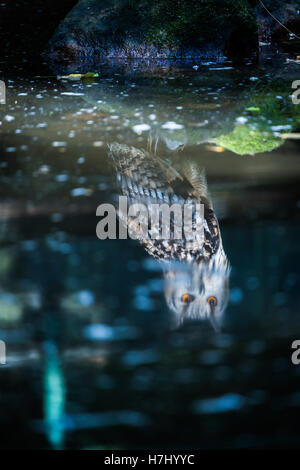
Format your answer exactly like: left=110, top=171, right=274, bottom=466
left=43, top=342, right=65, bottom=450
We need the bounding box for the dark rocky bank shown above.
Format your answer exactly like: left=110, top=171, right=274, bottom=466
left=47, top=0, right=300, bottom=61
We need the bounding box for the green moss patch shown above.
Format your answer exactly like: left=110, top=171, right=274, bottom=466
left=215, top=125, right=282, bottom=155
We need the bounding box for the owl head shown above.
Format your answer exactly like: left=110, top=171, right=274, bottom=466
left=163, top=247, right=230, bottom=330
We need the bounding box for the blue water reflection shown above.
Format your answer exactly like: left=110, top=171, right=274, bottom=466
left=0, top=56, right=300, bottom=449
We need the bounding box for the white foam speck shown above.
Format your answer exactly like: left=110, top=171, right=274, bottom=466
left=39, top=165, right=50, bottom=174
left=132, top=124, right=151, bottom=134
left=61, top=92, right=85, bottom=96
left=162, top=121, right=184, bottom=130
left=236, top=117, right=248, bottom=125
left=271, top=125, right=292, bottom=132
left=52, top=141, right=67, bottom=147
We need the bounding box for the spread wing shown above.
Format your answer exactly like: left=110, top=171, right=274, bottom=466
left=108, top=143, right=220, bottom=261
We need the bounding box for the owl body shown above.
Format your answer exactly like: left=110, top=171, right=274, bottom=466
left=108, top=142, right=230, bottom=328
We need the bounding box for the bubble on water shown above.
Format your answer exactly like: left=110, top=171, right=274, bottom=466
left=38, top=165, right=50, bottom=174
left=18, top=93, right=28, bottom=96
left=5, top=147, right=16, bottom=153
left=35, top=94, right=43, bottom=99
left=37, top=123, right=48, bottom=128
left=77, top=156, right=85, bottom=164
left=93, top=141, right=103, bottom=147
left=71, top=187, right=92, bottom=197
left=77, top=290, right=95, bottom=306
left=52, top=141, right=67, bottom=148
left=162, top=121, right=184, bottom=130
left=56, top=174, right=69, bottom=182
left=68, top=130, right=76, bottom=138
left=229, top=287, right=243, bottom=304
left=4, top=115, right=15, bottom=122
left=193, top=393, right=246, bottom=414
left=149, top=114, right=156, bottom=121
left=84, top=324, right=138, bottom=341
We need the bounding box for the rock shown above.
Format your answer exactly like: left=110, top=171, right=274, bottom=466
left=47, top=0, right=258, bottom=60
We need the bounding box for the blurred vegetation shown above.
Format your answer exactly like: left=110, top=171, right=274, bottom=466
left=146, top=0, right=257, bottom=47
left=215, top=80, right=300, bottom=155
left=215, top=126, right=282, bottom=155
left=103, top=0, right=257, bottom=48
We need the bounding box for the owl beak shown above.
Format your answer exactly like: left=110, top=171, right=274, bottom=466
left=198, top=279, right=205, bottom=295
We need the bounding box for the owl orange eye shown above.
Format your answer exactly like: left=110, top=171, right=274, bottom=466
left=181, top=293, right=194, bottom=304
left=208, top=296, right=217, bottom=307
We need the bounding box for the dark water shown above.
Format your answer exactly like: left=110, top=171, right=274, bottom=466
left=1, top=52, right=300, bottom=449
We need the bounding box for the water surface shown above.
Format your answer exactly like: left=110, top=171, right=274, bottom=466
left=0, top=53, right=300, bottom=449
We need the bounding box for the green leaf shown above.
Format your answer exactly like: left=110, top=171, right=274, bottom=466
left=82, top=72, right=99, bottom=79
left=246, top=106, right=260, bottom=112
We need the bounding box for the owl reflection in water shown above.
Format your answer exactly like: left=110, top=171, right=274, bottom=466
left=108, top=142, right=230, bottom=330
